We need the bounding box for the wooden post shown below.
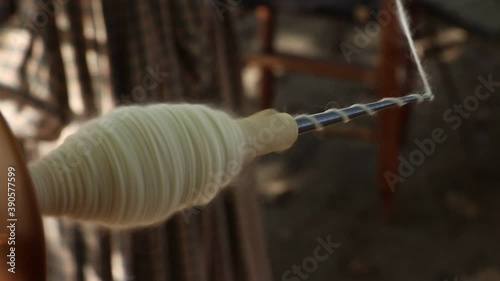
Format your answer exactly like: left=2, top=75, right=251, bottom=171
left=377, top=0, right=405, bottom=221
left=255, top=5, right=276, bottom=109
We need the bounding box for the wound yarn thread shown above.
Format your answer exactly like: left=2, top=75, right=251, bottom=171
left=28, top=104, right=246, bottom=228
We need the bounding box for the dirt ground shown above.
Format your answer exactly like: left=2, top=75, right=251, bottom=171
left=237, top=10, right=500, bottom=281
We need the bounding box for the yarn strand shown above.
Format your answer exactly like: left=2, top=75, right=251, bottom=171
left=395, top=0, right=434, bottom=100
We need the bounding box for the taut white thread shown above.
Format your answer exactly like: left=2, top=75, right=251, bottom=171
left=395, top=0, right=434, bottom=100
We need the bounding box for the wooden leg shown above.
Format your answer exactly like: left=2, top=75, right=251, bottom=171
left=255, top=5, right=276, bottom=109
left=399, top=1, right=421, bottom=146
left=398, top=50, right=415, bottom=145
left=377, top=0, right=405, bottom=221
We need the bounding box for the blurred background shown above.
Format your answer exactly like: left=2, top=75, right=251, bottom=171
left=238, top=1, right=500, bottom=281
left=1, top=0, right=500, bottom=280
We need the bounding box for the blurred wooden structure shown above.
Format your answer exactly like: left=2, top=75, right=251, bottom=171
left=0, top=113, right=45, bottom=281
left=244, top=0, right=407, bottom=220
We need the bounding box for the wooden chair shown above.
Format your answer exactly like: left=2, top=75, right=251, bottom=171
left=244, top=0, right=407, bottom=220
left=1, top=1, right=497, bottom=279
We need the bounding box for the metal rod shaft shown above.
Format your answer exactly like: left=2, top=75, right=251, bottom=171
left=295, top=94, right=431, bottom=134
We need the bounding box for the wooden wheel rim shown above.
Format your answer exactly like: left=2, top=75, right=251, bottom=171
left=0, top=112, right=45, bottom=281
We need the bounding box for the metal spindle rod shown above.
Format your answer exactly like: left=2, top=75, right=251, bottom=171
left=295, top=94, right=432, bottom=134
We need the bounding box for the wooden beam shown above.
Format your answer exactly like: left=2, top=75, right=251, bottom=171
left=244, top=53, right=377, bottom=84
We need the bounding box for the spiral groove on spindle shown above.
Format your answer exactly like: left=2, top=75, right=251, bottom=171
left=295, top=93, right=432, bottom=134
left=294, top=0, right=435, bottom=134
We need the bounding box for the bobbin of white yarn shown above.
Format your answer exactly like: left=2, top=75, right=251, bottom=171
left=28, top=104, right=298, bottom=228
